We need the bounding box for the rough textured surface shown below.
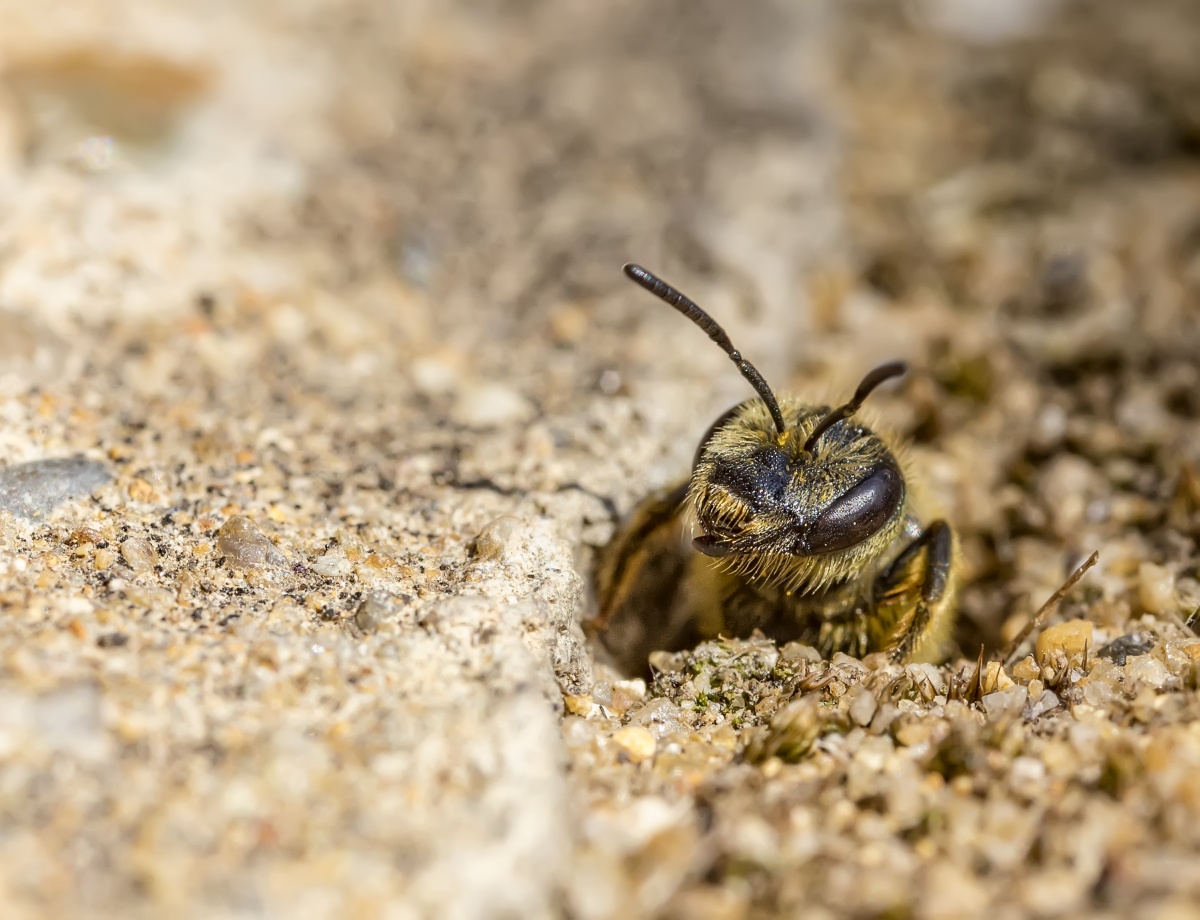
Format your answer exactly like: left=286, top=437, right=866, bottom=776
left=2, top=0, right=1200, bottom=918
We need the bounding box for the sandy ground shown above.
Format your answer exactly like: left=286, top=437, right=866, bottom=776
left=1, top=1, right=1200, bottom=917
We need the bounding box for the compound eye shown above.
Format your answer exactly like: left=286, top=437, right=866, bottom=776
left=805, top=459, right=904, bottom=554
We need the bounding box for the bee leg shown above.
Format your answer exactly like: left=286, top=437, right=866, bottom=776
left=588, top=480, right=698, bottom=673
left=816, top=609, right=872, bottom=660
left=873, top=520, right=956, bottom=663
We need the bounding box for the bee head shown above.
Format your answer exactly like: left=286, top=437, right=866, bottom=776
left=622, top=263, right=909, bottom=585
left=689, top=400, right=906, bottom=574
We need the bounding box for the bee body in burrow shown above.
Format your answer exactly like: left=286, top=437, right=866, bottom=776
left=591, top=264, right=958, bottom=673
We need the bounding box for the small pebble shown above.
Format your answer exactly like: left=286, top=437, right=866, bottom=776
left=1036, top=619, right=1093, bottom=664
left=120, top=538, right=158, bottom=573
left=564, top=694, right=595, bottom=717
left=981, top=685, right=1029, bottom=720
left=0, top=457, right=111, bottom=520
left=410, top=354, right=462, bottom=395
left=611, top=725, right=656, bottom=763
left=473, top=515, right=525, bottom=561
left=848, top=686, right=878, bottom=727
left=65, top=527, right=102, bottom=547
left=352, top=593, right=395, bottom=632
left=981, top=661, right=1015, bottom=694
left=895, top=718, right=933, bottom=747
left=1026, top=689, right=1061, bottom=720
left=216, top=516, right=287, bottom=570
left=452, top=382, right=535, bottom=428
left=1138, top=562, right=1176, bottom=615
left=777, top=642, right=825, bottom=666
left=591, top=681, right=614, bottom=707
left=127, top=478, right=158, bottom=503
left=1009, top=755, right=1046, bottom=793
left=1082, top=675, right=1117, bottom=706
left=1097, top=633, right=1154, bottom=666
left=311, top=549, right=352, bottom=577
left=611, top=679, right=646, bottom=712
left=1011, top=655, right=1040, bottom=682
left=598, top=369, right=622, bottom=395
left=1123, top=655, right=1171, bottom=691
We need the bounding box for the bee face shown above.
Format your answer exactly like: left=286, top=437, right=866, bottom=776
left=689, top=399, right=907, bottom=586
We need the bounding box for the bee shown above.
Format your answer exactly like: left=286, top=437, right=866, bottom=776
left=591, top=263, right=958, bottom=674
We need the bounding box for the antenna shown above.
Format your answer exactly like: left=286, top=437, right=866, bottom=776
left=801, top=361, right=907, bottom=456
left=623, top=263, right=787, bottom=436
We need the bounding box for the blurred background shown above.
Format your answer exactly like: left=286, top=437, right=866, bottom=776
left=2, top=0, right=1200, bottom=916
